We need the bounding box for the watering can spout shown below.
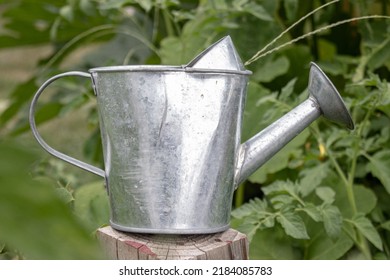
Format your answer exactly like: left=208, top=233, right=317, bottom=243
left=235, top=62, right=354, bottom=185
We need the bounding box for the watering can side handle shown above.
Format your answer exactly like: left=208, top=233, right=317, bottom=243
left=29, top=71, right=106, bottom=178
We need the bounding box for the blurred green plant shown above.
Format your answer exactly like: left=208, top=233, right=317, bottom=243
left=0, top=140, right=104, bottom=259
left=0, top=0, right=389, bottom=259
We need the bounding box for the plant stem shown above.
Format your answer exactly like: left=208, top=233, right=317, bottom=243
left=327, top=151, right=350, bottom=189
left=358, top=233, right=372, bottom=259
left=347, top=154, right=359, bottom=214
left=235, top=182, right=246, bottom=208
left=152, top=4, right=160, bottom=43
left=344, top=219, right=372, bottom=259
left=331, top=149, right=373, bottom=258
left=162, top=9, right=175, bottom=37
left=345, top=145, right=372, bottom=259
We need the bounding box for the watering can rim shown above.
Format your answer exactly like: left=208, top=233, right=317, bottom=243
left=88, top=65, right=252, bottom=76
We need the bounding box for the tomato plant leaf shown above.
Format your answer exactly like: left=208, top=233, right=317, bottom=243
left=235, top=222, right=260, bottom=242
left=232, top=197, right=268, bottom=219
left=367, top=150, right=390, bottom=195
left=277, top=211, right=309, bottom=239
left=330, top=177, right=378, bottom=218
left=352, top=214, right=383, bottom=251
left=253, top=56, right=290, bottom=83
left=283, top=0, right=298, bottom=22
left=249, top=227, right=297, bottom=260
left=300, top=162, right=330, bottom=197
left=54, top=187, right=74, bottom=204
left=239, top=1, right=273, bottom=21
left=321, top=204, right=342, bottom=239
left=306, top=229, right=354, bottom=260
left=301, top=203, right=322, bottom=222
left=0, top=141, right=103, bottom=259
left=316, top=186, right=336, bottom=204
left=381, top=221, right=390, bottom=232
left=73, top=181, right=110, bottom=232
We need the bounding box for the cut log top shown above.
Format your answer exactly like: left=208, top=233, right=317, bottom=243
left=97, top=226, right=249, bottom=260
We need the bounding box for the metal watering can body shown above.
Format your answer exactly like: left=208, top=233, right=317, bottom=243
left=29, top=36, right=354, bottom=234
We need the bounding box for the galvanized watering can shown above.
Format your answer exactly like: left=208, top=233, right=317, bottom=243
left=30, top=36, right=354, bottom=234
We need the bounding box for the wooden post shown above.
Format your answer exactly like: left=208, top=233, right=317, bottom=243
left=96, top=226, right=249, bottom=260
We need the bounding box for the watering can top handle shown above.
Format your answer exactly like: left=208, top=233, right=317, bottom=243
left=29, top=71, right=105, bottom=178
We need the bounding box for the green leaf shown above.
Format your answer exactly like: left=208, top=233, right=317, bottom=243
left=249, top=227, right=298, bottom=260
left=262, top=180, right=300, bottom=198
left=367, top=150, right=390, bottom=195
left=10, top=102, right=63, bottom=136
left=242, top=1, right=273, bottom=21
left=0, top=1, right=55, bottom=48
left=80, top=0, right=96, bottom=15
left=301, top=203, right=322, bottom=222
left=330, top=174, right=377, bottom=218
left=35, top=102, right=64, bottom=124
left=59, top=93, right=89, bottom=116
left=253, top=56, right=290, bottom=83
left=159, top=36, right=199, bottom=64
left=73, top=181, right=110, bottom=232
left=54, top=187, right=74, bottom=204
left=316, top=186, right=336, bottom=204
left=381, top=220, right=390, bottom=231
left=0, top=141, right=103, bottom=259
left=305, top=228, right=354, bottom=260
left=235, top=222, right=260, bottom=242
left=231, top=204, right=254, bottom=219
left=321, top=205, right=342, bottom=239
left=262, top=181, right=303, bottom=209
left=351, top=214, right=383, bottom=251
left=98, top=0, right=130, bottom=9
left=262, top=215, right=276, bottom=228
left=367, top=37, right=390, bottom=71
left=283, top=0, right=298, bottom=22
left=231, top=197, right=267, bottom=219
left=353, top=185, right=378, bottom=216
left=277, top=211, right=309, bottom=239
left=232, top=198, right=276, bottom=241
left=300, top=162, right=330, bottom=197
left=60, top=5, right=74, bottom=22
left=279, top=77, right=297, bottom=101
left=0, top=78, right=37, bottom=126
left=135, top=0, right=153, bottom=12
left=269, top=194, right=294, bottom=210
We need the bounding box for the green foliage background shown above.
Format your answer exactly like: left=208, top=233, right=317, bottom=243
left=0, top=0, right=389, bottom=259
